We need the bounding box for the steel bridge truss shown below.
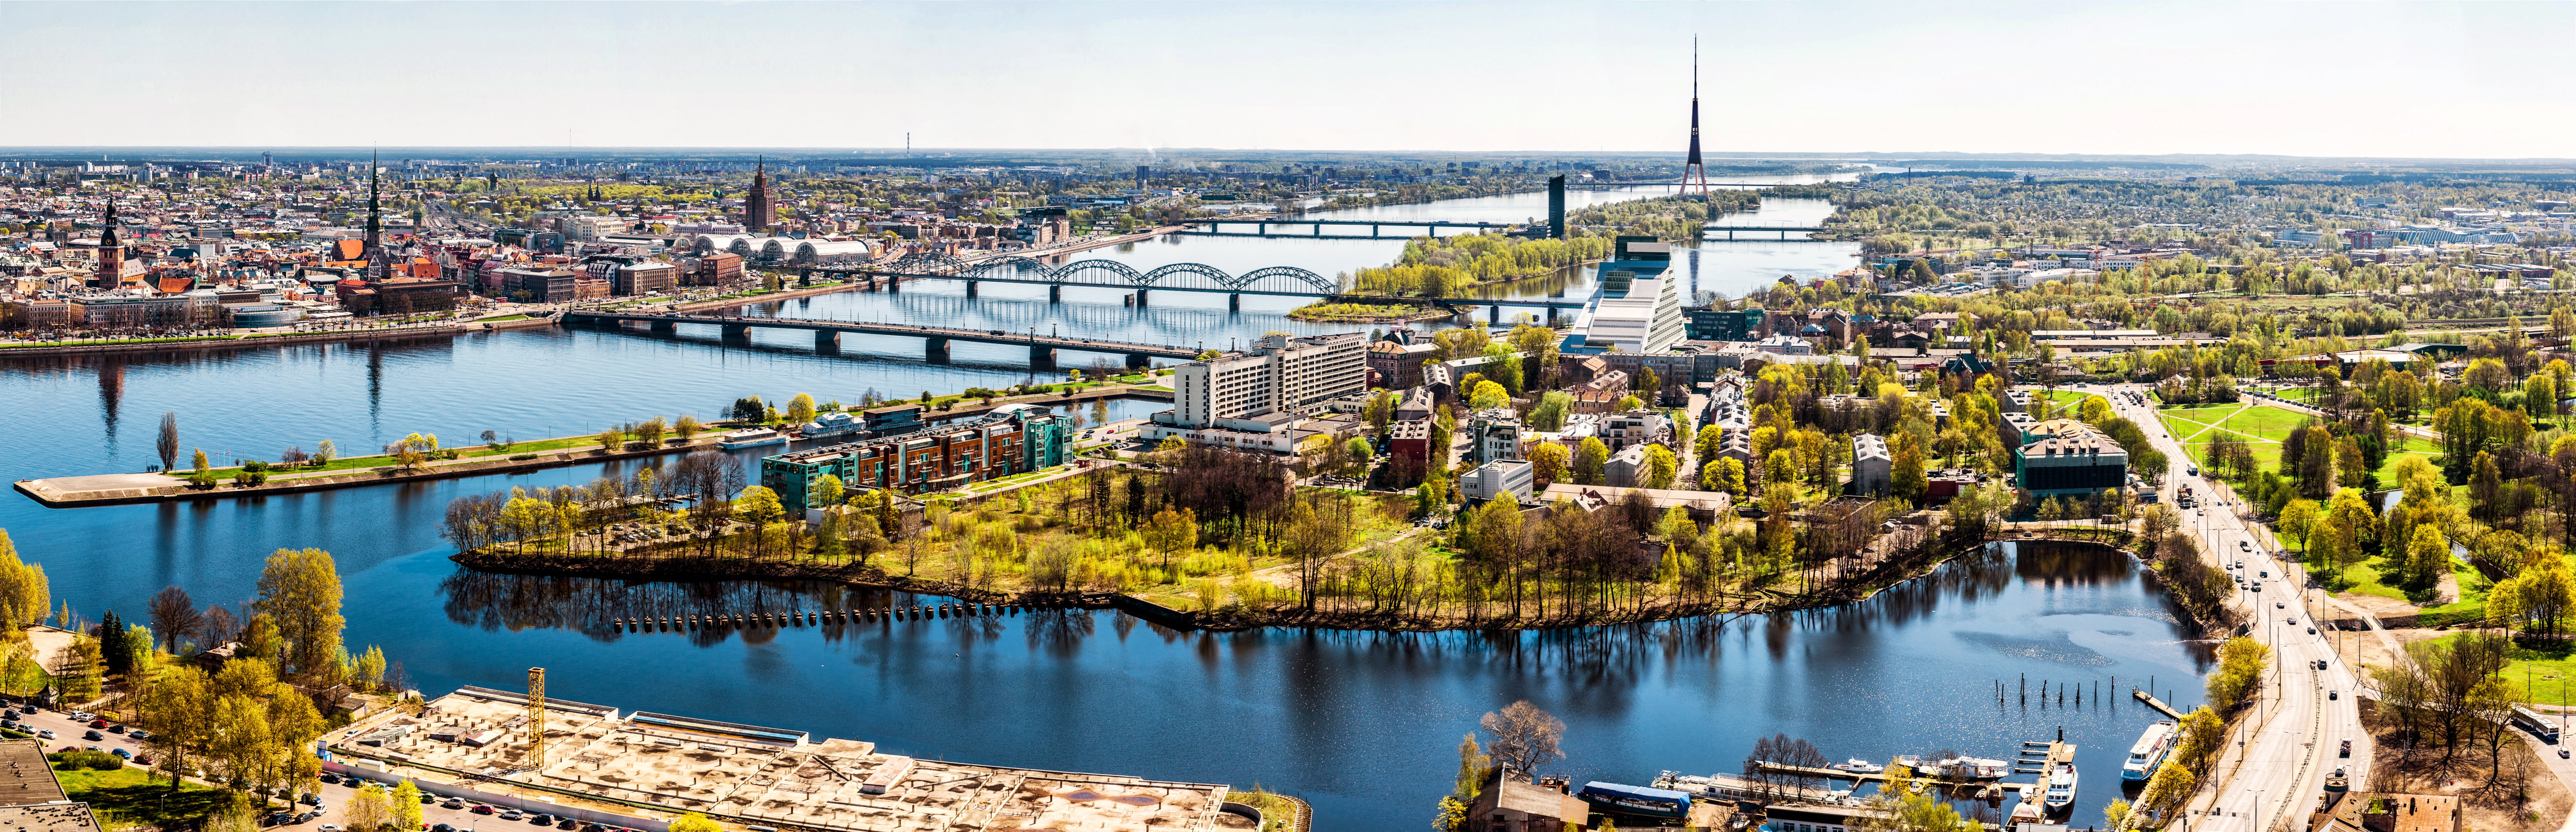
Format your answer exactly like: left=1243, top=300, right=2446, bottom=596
left=876, top=252, right=1336, bottom=295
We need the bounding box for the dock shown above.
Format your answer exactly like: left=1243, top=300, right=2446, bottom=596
left=2132, top=687, right=2185, bottom=719
left=1743, top=762, right=2010, bottom=800
left=612, top=598, right=1081, bottom=632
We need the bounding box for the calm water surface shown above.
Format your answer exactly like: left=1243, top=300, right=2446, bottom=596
left=0, top=183, right=2209, bottom=830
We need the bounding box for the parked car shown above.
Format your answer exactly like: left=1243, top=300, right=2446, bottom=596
left=133, top=754, right=154, bottom=766
left=557, top=820, right=576, bottom=830
left=129, top=730, right=150, bottom=740
left=106, top=725, right=125, bottom=734
left=81, top=731, right=101, bottom=741
left=433, top=825, right=457, bottom=832
left=319, top=774, right=340, bottom=785
left=443, top=800, right=466, bottom=810
left=471, top=805, right=496, bottom=816
left=110, top=748, right=130, bottom=759
left=86, top=719, right=106, bottom=729
left=498, top=812, right=522, bottom=821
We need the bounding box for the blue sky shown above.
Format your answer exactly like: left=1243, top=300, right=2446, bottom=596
left=5, top=1, right=2570, bottom=159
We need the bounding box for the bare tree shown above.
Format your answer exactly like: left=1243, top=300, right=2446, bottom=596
left=147, top=586, right=202, bottom=652
left=1479, top=701, right=1566, bottom=781
left=156, top=412, right=180, bottom=472
left=198, top=603, right=239, bottom=648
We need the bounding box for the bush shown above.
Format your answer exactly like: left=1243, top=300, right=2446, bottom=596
left=186, top=472, right=220, bottom=489
left=50, top=750, right=123, bottom=771
left=509, top=454, right=539, bottom=461
left=234, top=471, right=267, bottom=487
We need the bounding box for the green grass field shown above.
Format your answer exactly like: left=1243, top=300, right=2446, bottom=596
left=52, top=760, right=232, bottom=826
left=2156, top=402, right=2438, bottom=483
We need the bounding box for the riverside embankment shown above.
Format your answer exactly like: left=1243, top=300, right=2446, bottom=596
left=15, top=383, right=1174, bottom=507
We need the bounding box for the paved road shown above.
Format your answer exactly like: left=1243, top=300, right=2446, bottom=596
left=2096, top=384, right=2369, bottom=832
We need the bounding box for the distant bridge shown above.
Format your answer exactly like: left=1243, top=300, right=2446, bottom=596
left=803, top=252, right=1588, bottom=323
left=1175, top=218, right=1519, bottom=239
left=562, top=308, right=1202, bottom=367
left=1701, top=225, right=1830, bottom=241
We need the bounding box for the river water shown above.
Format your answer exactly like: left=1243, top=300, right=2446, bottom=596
left=0, top=181, right=2209, bottom=830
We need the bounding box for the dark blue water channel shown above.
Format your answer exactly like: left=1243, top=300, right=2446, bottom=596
left=0, top=184, right=2210, bottom=830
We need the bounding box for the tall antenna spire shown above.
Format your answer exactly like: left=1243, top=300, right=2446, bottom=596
left=1683, top=36, right=1709, bottom=200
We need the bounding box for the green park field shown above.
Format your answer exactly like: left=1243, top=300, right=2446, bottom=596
left=2154, top=401, right=2438, bottom=482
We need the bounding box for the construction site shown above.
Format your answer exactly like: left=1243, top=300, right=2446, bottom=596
left=320, top=671, right=1257, bottom=832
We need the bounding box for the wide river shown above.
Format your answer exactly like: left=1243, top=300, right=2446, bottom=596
left=0, top=181, right=2212, bottom=830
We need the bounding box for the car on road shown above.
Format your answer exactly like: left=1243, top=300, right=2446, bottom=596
left=2309, top=627, right=2317, bottom=634
left=2562, top=749, right=2570, bottom=759
left=2277, top=601, right=2286, bottom=608
left=2329, top=690, right=2338, bottom=700
left=2239, top=541, right=2252, bottom=551
left=2340, top=739, right=2351, bottom=757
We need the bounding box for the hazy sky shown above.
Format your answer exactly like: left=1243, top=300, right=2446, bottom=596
left=7, top=1, right=2571, bottom=159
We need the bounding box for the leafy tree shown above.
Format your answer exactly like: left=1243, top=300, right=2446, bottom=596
left=1528, top=443, right=1569, bottom=485
left=1469, top=381, right=1510, bottom=412
left=811, top=475, right=845, bottom=510
left=1642, top=444, right=1678, bottom=490
left=1480, top=342, right=1523, bottom=396
left=342, top=783, right=393, bottom=832
left=252, top=548, right=346, bottom=681
left=2277, top=499, right=2320, bottom=551
left=1890, top=432, right=1927, bottom=503
left=193, top=449, right=210, bottom=475
left=786, top=393, right=818, bottom=424
left=1526, top=392, right=1573, bottom=431
left=1573, top=438, right=1610, bottom=485
left=391, top=780, right=424, bottom=831
left=668, top=815, right=722, bottom=832
left=674, top=414, right=702, bottom=441
left=1703, top=457, right=1747, bottom=495
left=148, top=585, right=199, bottom=652
left=314, top=440, right=336, bottom=467
left=0, top=532, right=50, bottom=631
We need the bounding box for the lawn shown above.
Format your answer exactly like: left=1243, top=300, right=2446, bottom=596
left=2035, top=390, right=2103, bottom=420
left=51, top=760, right=233, bottom=826
left=2156, top=402, right=2439, bottom=485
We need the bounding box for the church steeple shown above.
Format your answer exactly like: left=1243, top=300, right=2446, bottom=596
left=94, top=197, right=126, bottom=290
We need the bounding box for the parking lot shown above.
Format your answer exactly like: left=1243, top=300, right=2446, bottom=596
left=5, top=702, right=646, bottom=832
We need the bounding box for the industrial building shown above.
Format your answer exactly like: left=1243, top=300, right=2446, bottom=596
left=759, top=404, right=1067, bottom=511
left=1851, top=433, right=1891, bottom=496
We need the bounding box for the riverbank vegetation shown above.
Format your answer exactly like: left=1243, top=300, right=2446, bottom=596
left=1568, top=190, right=1759, bottom=241
left=1339, top=234, right=1613, bottom=298
left=1284, top=302, right=1452, bottom=324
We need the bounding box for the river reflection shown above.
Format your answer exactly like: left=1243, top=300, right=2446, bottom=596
left=423, top=542, right=2208, bottom=830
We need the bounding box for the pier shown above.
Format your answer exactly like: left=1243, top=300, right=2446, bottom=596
left=2131, top=687, right=2185, bottom=719
left=612, top=599, right=1067, bottom=633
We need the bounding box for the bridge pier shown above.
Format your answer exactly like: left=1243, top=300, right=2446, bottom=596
left=1312, top=223, right=1321, bottom=237
left=1545, top=306, right=1557, bottom=327
left=1372, top=224, right=1380, bottom=238
left=649, top=320, right=675, bottom=335
left=1030, top=345, right=1055, bottom=367
left=815, top=331, right=839, bottom=348
left=965, top=280, right=978, bottom=298
left=1490, top=305, right=1501, bottom=325
left=1134, top=289, right=1148, bottom=307
left=1048, top=285, right=1062, bottom=303
left=1125, top=353, right=1152, bottom=369
left=1228, top=293, right=1240, bottom=312
left=721, top=324, right=751, bottom=339
left=887, top=275, right=900, bottom=293
left=1256, top=222, right=1266, bottom=237
left=925, top=337, right=950, bottom=363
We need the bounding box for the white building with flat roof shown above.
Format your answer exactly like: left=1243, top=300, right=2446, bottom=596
left=1150, top=331, right=1368, bottom=452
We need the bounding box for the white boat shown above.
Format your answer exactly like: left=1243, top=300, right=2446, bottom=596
left=2044, top=763, right=2078, bottom=812
left=2008, top=784, right=2046, bottom=823
left=2122, top=720, right=2178, bottom=782
left=1891, top=754, right=1921, bottom=772
left=1831, top=758, right=1883, bottom=774
left=718, top=427, right=787, bottom=449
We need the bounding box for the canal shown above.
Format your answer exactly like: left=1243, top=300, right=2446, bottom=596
left=0, top=181, right=2210, bottom=830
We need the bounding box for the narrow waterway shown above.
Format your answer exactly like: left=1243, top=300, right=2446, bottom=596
left=0, top=179, right=2211, bottom=831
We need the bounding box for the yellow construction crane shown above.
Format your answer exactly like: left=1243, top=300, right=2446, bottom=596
left=526, top=667, right=547, bottom=771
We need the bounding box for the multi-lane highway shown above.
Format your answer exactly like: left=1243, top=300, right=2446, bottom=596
left=2090, top=385, right=2370, bottom=832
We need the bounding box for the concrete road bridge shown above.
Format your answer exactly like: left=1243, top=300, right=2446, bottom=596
left=561, top=308, right=1203, bottom=367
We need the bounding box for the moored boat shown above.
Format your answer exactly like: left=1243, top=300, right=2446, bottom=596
left=1830, top=758, right=1884, bottom=774
left=2043, top=763, right=2078, bottom=813
left=797, top=411, right=866, bottom=442
left=1927, top=756, right=2010, bottom=780
left=719, top=427, right=787, bottom=449
left=2122, top=720, right=2178, bottom=782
